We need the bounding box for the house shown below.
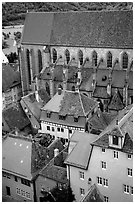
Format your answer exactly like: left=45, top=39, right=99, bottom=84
left=2, top=63, right=22, bottom=109
left=65, top=105, right=133, bottom=202
left=2, top=102, right=30, bottom=135
left=40, top=88, right=98, bottom=144
left=2, top=132, right=64, bottom=202
left=19, top=10, right=132, bottom=110
left=35, top=148, right=68, bottom=202
left=20, top=88, right=50, bottom=131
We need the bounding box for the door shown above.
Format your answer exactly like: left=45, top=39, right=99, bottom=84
left=6, top=186, right=11, bottom=196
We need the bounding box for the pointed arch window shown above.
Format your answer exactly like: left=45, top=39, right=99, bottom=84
left=26, top=49, right=31, bottom=84
left=92, top=51, right=97, bottom=66
left=122, top=52, right=128, bottom=69
left=107, top=52, right=112, bottom=67
left=65, top=49, right=70, bottom=64
left=38, top=49, right=43, bottom=73
left=52, top=48, right=57, bottom=63
left=78, top=50, right=83, bottom=65
left=45, top=82, right=50, bottom=96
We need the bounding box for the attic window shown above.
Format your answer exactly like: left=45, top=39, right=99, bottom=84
left=74, top=117, right=78, bottom=122
left=52, top=48, right=57, bottom=63
left=102, top=75, right=107, bottom=81
left=59, top=115, right=66, bottom=120
left=112, top=135, right=118, bottom=145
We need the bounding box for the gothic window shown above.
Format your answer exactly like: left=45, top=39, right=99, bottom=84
left=92, top=51, right=97, bottom=66
left=26, top=49, right=31, bottom=84
left=38, top=49, right=43, bottom=73
left=122, top=52, right=128, bottom=69
left=78, top=50, right=83, bottom=65
left=45, top=82, right=50, bottom=96
left=107, top=52, right=112, bottom=67
left=52, top=48, right=57, bottom=63
left=65, top=49, right=70, bottom=64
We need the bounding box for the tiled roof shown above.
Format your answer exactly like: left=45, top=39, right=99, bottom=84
left=39, top=150, right=68, bottom=184
left=93, top=86, right=109, bottom=99
left=80, top=184, right=104, bottom=202
left=80, top=68, right=93, bottom=91
left=2, top=63, right=21, bottom=92
left=21, top=11, right=133, bottom=48
left=2, top=103, right=30, bottom=131
left=41, top=90, right=98, bottom=117
left=108, top=90, right=124, bottom=111
left=65, top=131, right=99, bottom=169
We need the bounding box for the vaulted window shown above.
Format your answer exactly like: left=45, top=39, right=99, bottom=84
left=52, top=48, right=57, bottom=63
left=78, top=50, right=83, bottom=65
left=107, top=52, right=112, bottom=67
left=65, top=49, right=70, bottom=64
left=26, top=49, right=31, bottom=84
left=45, top=82, right=50, bottom=96
left=38, top=49, right=43, bottom=73
left=92, top=51, right=97, bottom=66
left=122, top=52, right=128, bottom=69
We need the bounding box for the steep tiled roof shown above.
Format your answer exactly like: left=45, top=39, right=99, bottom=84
left=80, top=184, right=104, bottom=202
left=2, top=103, right=30, bottom=131
left=80, top=68, right=93, bottom=91
left=108, top=90, right=124, bottom=111
left=2, top=63, right=21, bottom=92
left=22, top=11, right=132, bottom=48
left=93, top=86, right=109, bottom=99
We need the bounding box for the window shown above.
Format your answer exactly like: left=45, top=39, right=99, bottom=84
left=65, top=49, right=70, bottom=64
left=92, top=51, right=97, bottom=66
left=123, top=184, right=130, bottom=194
left=52, top=48, right=57, bottom=63
left=21, top=189, right=26, bottom=197
left=127, top=168, right=132, bottom=177
left=21, top=178, right=30, bottom=187
left=26, top=49, right=31, bottom=84
left=130, top=186, right=133, bottom=195
left=7, top=173, right=11, bottom=179
left=104, top=196, right=109, bottom=202
left=16, top=187, right=21, bottom=195
left=6, top=186, right=11, bottom=196
left=79, top=171, right=84, bottom=180
left=69, top=129, right=72, bottom=134
left=102, top=148, right=105, bottom=153
left=97, top=177, right=102, bottom=185
left=103, top=178, right=108, bottom=187
left=59, top=115, right=66, bottom=120
left=74, top=117, right=78, bottom=122
left=112, top=136, right=119, bottom=145
left=57, top=127, right=60, bottom=132
left=38, top=49, right=43, bottom=73
left=122, top=52, right=128, bottom=69
left=47, top=112, right=51, bottom=118
left=114, top=151, right=118, bottom=159
left=80, top=188, right=85, bottom=196
left=72, top=86, right=75, bottom=91
left=107, top=52, right=112, bottom=67
left=26, top=192, right=30, bottom=199
left=101, top=161, right=107, bottom=169
left=52, top=127, right=55, bottom=132
left=14, top=176, right=18, bottom=182
left=47, top=126, right=50, bottom=131
left=78, top=50, right=83, bottom=65
left=61, top=128, right=64, bottom=132
left=128, top=154, right=132, bottom=159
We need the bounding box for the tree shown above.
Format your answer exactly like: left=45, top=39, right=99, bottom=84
left=50, top=184, right=75, bottom=202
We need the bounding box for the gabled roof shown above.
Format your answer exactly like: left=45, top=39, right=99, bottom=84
left=41, top=90, right=98, bottom=117
left=2, top=103, right=30, bottom=131
left=65, top=131, right=99, bottom=169
left=2, top=134, right=64, bottom=180
left=108, top=89, right=124, bottom=111
left=21, top=10, right=133, bottom=49
left=80, top=184, right=104, bottom=202
left=2, top=63, right=21, bottom=92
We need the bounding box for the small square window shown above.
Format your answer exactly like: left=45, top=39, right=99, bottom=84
left=123, top=184, right=130, bottom=194
left=80, top=188, right=85, bottom=196
left=97, top=177, right=102, bottom=185
left=52, top=127, right=55, bottom=132
left=127, top=168, right=132, bottom=177
left=47, top=126, right=50, bottom=131
left=14, top=176, right=18, bottom=182
left=101, top=161, right=107, bottom=169
left=104, top=196, right=109, bottom=202
left=102, top=148, right=105, bottom=152
left=114, top=151, right=118, bottom=159
left=79, top=171, right=84, bottom=180
left=74, top=117, right=78, bottom=122
left=69, top=129, right=72, bottom=134
left=128, top=154, right=132, bottom=159
left=57, top=127, right=60, bottom=132
left=61, top=128, right=64, bottom=132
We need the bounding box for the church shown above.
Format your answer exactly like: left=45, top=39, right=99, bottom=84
left=20, top=10, right=133, bottom=112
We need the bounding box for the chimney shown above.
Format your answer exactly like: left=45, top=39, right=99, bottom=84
left=58, top=87, right=62, bottom=95
left=54, top=148, right=59, bottom=157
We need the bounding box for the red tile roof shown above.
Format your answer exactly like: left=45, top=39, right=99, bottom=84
left=22, top=11, right=132, bottom=49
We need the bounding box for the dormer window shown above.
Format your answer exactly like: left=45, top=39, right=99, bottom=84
left=112, top=136, right=118, bottom=146
left=74, top=117, right=78, bottom=122
left=59, top=115, right=66, bottom=120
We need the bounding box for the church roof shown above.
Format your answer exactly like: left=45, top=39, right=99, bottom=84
left=21, top=10, right=132, bottom=49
